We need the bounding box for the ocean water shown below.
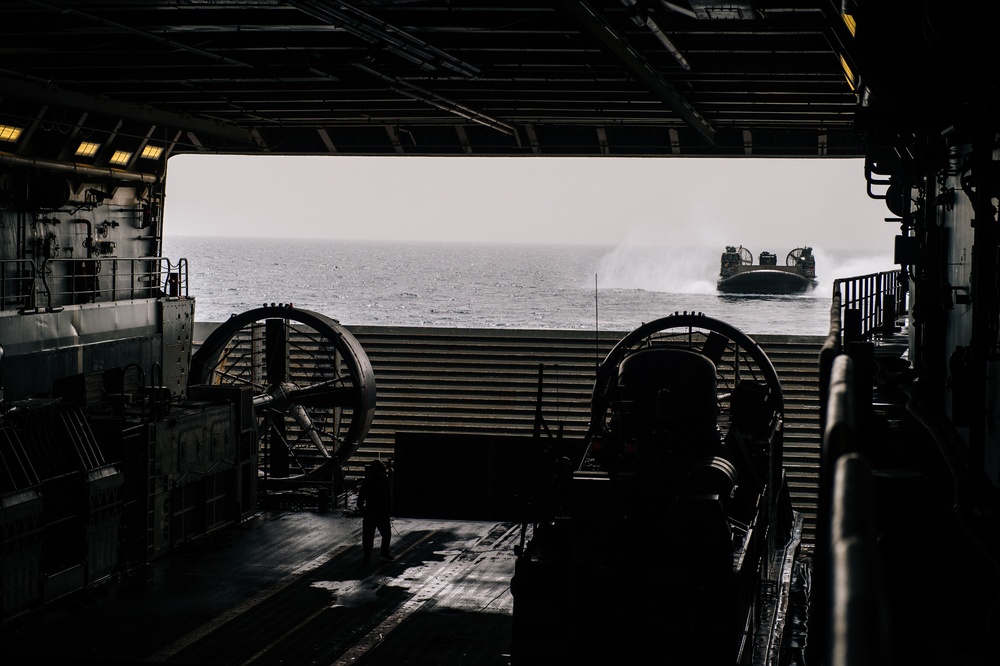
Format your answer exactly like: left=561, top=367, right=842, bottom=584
left=161, top=236, right=895, bottom=337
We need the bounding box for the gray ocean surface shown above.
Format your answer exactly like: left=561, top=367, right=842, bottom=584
left=162, top=236, right=895, bottom=337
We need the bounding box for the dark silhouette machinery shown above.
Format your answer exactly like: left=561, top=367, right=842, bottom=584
left=0, top=305, right=374, bottom=622
left=190, top=305, right=376, bottom=505
left=511, top=313, right=798, bottom=665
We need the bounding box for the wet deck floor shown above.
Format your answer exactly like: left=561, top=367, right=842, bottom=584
left=3, top=507, right=517, bottom=666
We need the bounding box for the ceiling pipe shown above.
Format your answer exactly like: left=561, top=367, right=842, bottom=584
left=660, top=1, right=698, bottom=19
left=643, top=14, right=692, bottom=70
left=562, top=0, right=715, bottom=145
left=622, top=0, right=692, bottom=70
left=291, top=0, right=480, bottom=78
left=354, top=63, right=515, bottom=136
left=0, top=151, right=159, bottom=184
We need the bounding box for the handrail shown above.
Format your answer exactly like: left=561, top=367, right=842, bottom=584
left=0, top=256, right=188, bottom=312
left=815, top=267, right=907, bottom=665
left=0, top=259, right=38, bottom=312
left=828, top=452, right=894, bottom=666
left=815, top=355, right=894, bottom=666
left=824, top=354, right=856, bottom=462
left=832, top=270, right=905, bottom=343
left=36, top=256, right=188, bottom=310
left=819, top=289, right=843, bottom=431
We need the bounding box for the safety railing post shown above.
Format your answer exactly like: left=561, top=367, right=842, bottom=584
left=836, top=270, right=906, bottom=342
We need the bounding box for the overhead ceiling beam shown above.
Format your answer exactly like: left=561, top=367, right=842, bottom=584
left=318, top=128, right=338, bottom=153
left=26, top=0, right=255, bottom=70
left=385, top=126, right=406, bottom=154
left=597, top=127, right=610, bottom=155
left=0, top=76, right=260, bottom=146
left=290, top=0, right=480, bottom=78
left=455, top=125, right=473, bottom=154
left=126, top=124, right=159, bottom=173
left=16, top=104, right=49, bottom=157
left=95, top=118, right=124, bottom=168
left=561, top=0, right=716, bottom=145
left=354, top=63, right=515, bottom=136
left=668, top=127, right=680, bottom=154
left=163, top=130, right=184, bottom=162
left=524, top=124, right=541, bottom=154
left=56, top=111, right=90, bottom=162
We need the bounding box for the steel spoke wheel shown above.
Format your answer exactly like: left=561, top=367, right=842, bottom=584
left=585, top=312, right=782, bottom=472
left=189, top=305, right=375, bottom=483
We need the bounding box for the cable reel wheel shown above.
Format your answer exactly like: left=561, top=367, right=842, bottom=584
left=189, top=305, right=376, bottom=484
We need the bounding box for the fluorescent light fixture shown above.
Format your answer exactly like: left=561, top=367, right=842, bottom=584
left=0, top=125, right=23, bottom=142
left=839, top=54, right=856, bottom=91
left=76, top=141, right=100, bottom=157
left=140, top=145, right=163, bottom=160
left=109, top=150, right=132, bottom=166
left=842, top=13, right=857, bottom=38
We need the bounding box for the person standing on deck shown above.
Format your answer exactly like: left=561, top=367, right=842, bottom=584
left=358, top=459, right=393, bottom=562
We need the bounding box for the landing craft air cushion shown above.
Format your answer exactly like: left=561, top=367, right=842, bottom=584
left=718, top=246, right=818, bottom=295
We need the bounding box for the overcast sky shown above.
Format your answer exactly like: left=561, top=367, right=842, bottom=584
left=163, top=154, right=897, bottom=252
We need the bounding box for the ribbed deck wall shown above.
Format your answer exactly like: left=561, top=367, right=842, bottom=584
left=347, top=326, right=824, bottom=544
left=193, top=324, right=824, bottom=543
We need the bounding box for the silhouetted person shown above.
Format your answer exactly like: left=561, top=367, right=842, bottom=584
left=358, top=459, right=393, bottom=562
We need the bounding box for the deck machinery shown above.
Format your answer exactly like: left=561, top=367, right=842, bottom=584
left=0, top=97, right=375, bottom=621
left=511, top=313, right=799, bottom=665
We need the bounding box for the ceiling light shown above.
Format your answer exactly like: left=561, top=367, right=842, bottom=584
left=109, top=150, right=132, bottom=166
left=842, top=13, right=857, bottom=38
left=839, top=54, right=856, bottom=91
left=140, top=145, right=163, bottom=160
left=76, top=141, right=100, bottom=157
left=0, top=125, right=23, bottom=142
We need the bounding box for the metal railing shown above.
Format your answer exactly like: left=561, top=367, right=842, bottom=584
left=814, top=270, right=907, bottom=665
left=814, top=355, right=895, bottom=666
left=40, top=256, right=189, bottom=309
left=819, top=289, right=843, bottom=429
left=0, top=256, right=188, bottom=312
left=833, top=270, right=905, bottom=343
left=0, top=259, right=39, bottom=312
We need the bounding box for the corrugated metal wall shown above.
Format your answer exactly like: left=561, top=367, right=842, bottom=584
left=347, top=326, right=824, bottom=543
left=193, top=323, right=824, bottom=543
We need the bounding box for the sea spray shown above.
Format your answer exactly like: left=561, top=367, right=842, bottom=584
left=594, top=240, right=719, bottom=294
left=810, top=248, right=896, bottom=298
left=592, top=242, right=897, bottom=298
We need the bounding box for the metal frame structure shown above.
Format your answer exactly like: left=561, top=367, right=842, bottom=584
left=0, top=2, right=862, bottom=163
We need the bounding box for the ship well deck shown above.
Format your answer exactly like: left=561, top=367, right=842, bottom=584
left=3, top=326, right=833, bottom=664
left=3, top=508, right=518, bottom=666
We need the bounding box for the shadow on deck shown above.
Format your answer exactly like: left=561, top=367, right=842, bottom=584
left=3, top=504, right=517, bottom=666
